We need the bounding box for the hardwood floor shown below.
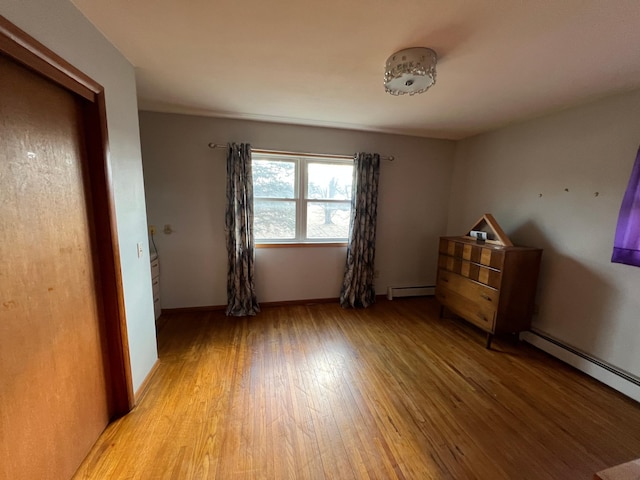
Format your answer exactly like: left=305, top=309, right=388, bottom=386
left=73, top=297, right=640, bottom=479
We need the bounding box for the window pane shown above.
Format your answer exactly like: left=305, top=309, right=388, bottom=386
left=306, top=201, right=351, bottom=239
left=253, top=159, right=295, bottom=198
left=307, top=163, right=353, bottom=200
left=254, top=200, right=296, bottom=239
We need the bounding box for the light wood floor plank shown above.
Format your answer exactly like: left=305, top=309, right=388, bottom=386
left=73, top=298, right=640, bottom=479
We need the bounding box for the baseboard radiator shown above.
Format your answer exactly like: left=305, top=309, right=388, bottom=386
left=521, top=329, right=640, bottom=403
left=386, top=285, right=435, bottom=300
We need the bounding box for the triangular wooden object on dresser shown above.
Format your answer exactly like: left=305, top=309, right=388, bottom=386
left=464, top=213, right=513, bottom=246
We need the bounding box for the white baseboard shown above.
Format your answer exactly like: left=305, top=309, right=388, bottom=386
left=387, top=285, right=436, bottom=300
left=521, top=330, right=640, bottom=403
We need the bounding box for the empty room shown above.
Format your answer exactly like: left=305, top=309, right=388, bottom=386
left=2, top=0, right=640, bottom=479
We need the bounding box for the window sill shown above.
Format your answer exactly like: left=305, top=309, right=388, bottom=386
left=256, top=242, right=348, bottom=249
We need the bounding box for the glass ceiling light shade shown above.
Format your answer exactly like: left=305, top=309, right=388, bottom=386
left=384, top=47, right=437, bottom=96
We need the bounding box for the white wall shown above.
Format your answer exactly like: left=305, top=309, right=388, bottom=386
left=140, top=112, right=456, bottom=307
left=448, top=89, right=640, bottom=379
left=2, top=0, right=158, bottom=391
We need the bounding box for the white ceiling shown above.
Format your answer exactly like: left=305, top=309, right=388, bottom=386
left=71, top=0, right=640, bottom=140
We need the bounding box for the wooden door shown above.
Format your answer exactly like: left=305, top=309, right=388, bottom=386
left=0, top=54, right=111, bottom=479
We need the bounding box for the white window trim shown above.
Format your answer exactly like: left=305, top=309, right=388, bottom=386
left=253, top=153, right=353, bottom=244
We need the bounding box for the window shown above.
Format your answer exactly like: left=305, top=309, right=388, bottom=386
left=253, top=153, right=353, bottom=243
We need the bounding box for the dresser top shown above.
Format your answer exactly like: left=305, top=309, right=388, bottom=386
left=441, top=236, right=541, bottom=252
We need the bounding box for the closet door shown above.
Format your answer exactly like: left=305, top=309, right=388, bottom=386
left=0, top=53, right=110, bottom=480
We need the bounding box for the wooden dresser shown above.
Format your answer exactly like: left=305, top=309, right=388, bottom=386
left=435, top=215, right=542, bottom=348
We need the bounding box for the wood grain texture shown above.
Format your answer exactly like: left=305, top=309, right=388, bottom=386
left=1, top=15, right=135, bottom=479
left=0, top=54, right=110, bottom=480
left=73, top=298, right=640, bottom=479
left=0, top=13, right=134, bottom=416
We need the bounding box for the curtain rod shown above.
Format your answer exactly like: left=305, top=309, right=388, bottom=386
left=207, top=143, right=394, bottom=162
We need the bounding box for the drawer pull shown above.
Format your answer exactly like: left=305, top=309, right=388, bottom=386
left=477, top=313, right=487, bottom=321
left=441, top=278, right=449, bottom=283
left=480, top=294, right=492, bottom=302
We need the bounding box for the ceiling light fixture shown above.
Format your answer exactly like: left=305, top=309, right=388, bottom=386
left=384, top=47, right=437, bottom=96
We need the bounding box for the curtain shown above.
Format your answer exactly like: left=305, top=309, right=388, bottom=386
left=225, top=143, right=260, bottom=316
left=612, top=146, right=640, bottom=267
left=340, top=152, right=381, bottom=308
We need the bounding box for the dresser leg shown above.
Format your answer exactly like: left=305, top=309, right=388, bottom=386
left=485, top=333, right=493, bottom=349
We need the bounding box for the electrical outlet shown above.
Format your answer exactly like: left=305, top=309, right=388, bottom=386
left=149, top=225, right=156, bottom=235
left=137, top=242, right=144, bottom=258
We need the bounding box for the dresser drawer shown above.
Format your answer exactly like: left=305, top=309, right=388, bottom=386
left=438, top=254, right=460, bottom=273
left=438, top=255, right=502, bottom=289
left=480, top=248, right=503, bottom=269
left=152, top=277, right=160, bottom=301
left=439, top=238, right=504, bottom=270
left=153, top=298, right=161, bottom=320
left=436, top=285, right=496, bottom=331
left=437, top=269, right=499, bottom=306
left=439, top=237, right=459, bottom=256
left=151, top=258, right=160, bottom=279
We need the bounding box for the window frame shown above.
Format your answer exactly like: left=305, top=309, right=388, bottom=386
left=252, top=152, right=353, bottom=245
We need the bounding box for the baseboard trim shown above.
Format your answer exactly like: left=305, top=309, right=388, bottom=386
left=134, top=359, right=160, bottom=405
left=261, top=297, right=341, bottom=307
left=160, top=296, right=398, bottom=315
left=161, top=305, right=226, bottom=314
left=521, top=329, right=640, bottom=403
left=161, top=300, right=339, bottom=313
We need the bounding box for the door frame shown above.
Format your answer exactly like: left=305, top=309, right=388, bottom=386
left=0, top=15, right=134, bottom=415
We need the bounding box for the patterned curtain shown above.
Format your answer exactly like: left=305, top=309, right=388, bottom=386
left=225, top=143, right=260, bottom=316
left=612, top=146, right=640, bottom=267
left=340, top=152, right=381, bottom=308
